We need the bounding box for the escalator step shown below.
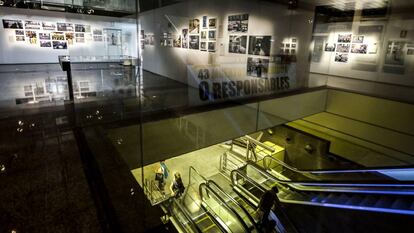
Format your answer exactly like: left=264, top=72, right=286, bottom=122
left=359, top=196, right=379, bottom=207
left=410, top=202, right=414, bottom=210
left=331, top=194, right=349, bottom=204
left=374, top=196, right=394, bottom=208
left=345, top=195, right=363, bottom=206
left=391, top=199, right=411, bottom=210
left=311, top=193, right=327, bottom=203
left=322, top=193, right=338, bottom=203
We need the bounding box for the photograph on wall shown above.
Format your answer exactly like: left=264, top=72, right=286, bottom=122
left=75, top=24, right=91, bottom=32
left=182, top=29, right=188, bottom=48
left=311, top=36, right=325, bottom=62
left=2, top=19, right=23, bottom=29
left=247, top=57, right=269, bottom=78
left=40, top=41, right=52, bottom=48
left=173, top=35, right=182, bottom=48
left=202, top=16, right=208, bottom=29
left=229, top=35, right=247, bottom=54
left=209, top=18, right=217, bottom=29
left=15, top=30, right=24, bottom=35
left=16, top=36, right=25, bottom=41
left=65, top=33, right=74, bottom=44
left=189, top=35, right=199, bottom=50
left=291, top=49, right=296, bottom=54
left=228, top=14, right=249, bottom=33
left=189, top=19, right=200, bottom=34
left=76, top=37, right=85, bottom=43
left=336, top=43, right=350, bottom=53
left=351, top=44, right=368, bottom=54
left=39, top=33, right=50, bottom=40
left=53, top=41, right=67, bottom=49
left=291, top=44, right=297, bottom=48
left=24, top=21, right=41, bottom=30
left=26, top=31, right=37, bottom=44
left=292, top=38, right=297, bottom=43
left=352, top=35, right=364, bottom=43
left=75, top=33, right=84, bottom=38
left=385, top=41, right=405, bottom=66
left=200, top=41, right=207, bottom=51
left=93, top=29, right=103, bottom=35
left=324, top=43, right=336, bottom=52
left=85, top=34, right=93, bottom=42
left=57, top=23, right=74, bottom=31
left=337, top=34, right=352, bottom=43
left=42, top=22, right=56, bottom=30
left=93, top=35, right=103, bottom=42
left=208, top=30, right=216, bottom=40
left=51, top=32, right=65, bottom=40
left=208, top=42, right=216, bottom=52
left=201, top=31, right=207, bottom=40
left=407, top=49, right=414, bottom=55
left=335, top=53, right=348, bottom=63
left=248, top=36, right=271, bottom=56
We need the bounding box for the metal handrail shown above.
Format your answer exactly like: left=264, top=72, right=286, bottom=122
left=170, top=198, right=203, bottom=233
left=199, top=183, right=250, bottom=233
left=207, top=180, right=258, bottom=231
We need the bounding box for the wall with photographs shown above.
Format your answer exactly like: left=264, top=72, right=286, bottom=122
left=139, top=0, right=313, bottom=104
left=309, top=5, right=414, bottom=89
left=0, top=8, right=137, bottom=64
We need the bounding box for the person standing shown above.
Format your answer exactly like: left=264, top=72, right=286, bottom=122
left=170, top=172, right=185, bottom=198
left=257, top=186, right=279, bottom=227
left=160, top=160, right=169, bottom=180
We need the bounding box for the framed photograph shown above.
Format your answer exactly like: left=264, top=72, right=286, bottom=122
left=76, top=37, right=85, bottom=43
left=24, top=21, right=41, bottom=30
left=351, top=44, right=368, bottom=54
left=291, top=38, right=297, bottom=43
left=208, top=30, right=216, bottom=40
left=26, top=31, right=37, bottom=44
left=335, top=53, right=348, bottom=63
left=324, top=43, right=336, bottom=52
left=202, top=16, right=208, bottom=29
left=39, top=33, right=50, bottom=40
left=75, top=24, right=91, bottom=32
left=42, top=22, right=56, bottom=30
left=385, top=41, right=405, bottom=65
left=65, top=33, right=74, bottom=45
left=248, top=36, right=271, bottom=56
left=189, top=35, right=199, bottom=50
left=173, top=35, right=182, bottom=48
left=16, top=36, right=25, bottom=42
left=15, top=30, right=24, bottom=36
left=407, top=49, right=414, bottom=55
left=93, top=35, right=103, bottom=42
left=209, top=18, right=217, bottom=29
left=40, top=41, right=52, bottom=48
left=208, top=42, right=216, bottom=52
left=53, top=41, right=67, bottom=49
left=229, top=35, right=247, bottom=54
left=291, top=44, right=297, bottom=48
left=75, top=33, right=84, bottom=38
left=228, top=14, right=249, bottom=33
left=51, top=32, right=65, bottom=40
left=201, top=31, right=207, bottom=40
left=182, top=29, right=188, bottom=48
left=57, top=23, right=74, bottom=32
left=2, top=19, right=23, bottom=29
left=200, top=41, right=207, bottom=51
left=189, top=19, right=200, bottom=34
left=336, top=43, right=350, bottom=53
left=352, top=35, right=364, bottom=43
left=247, top=57, right=269, bottom=78
left=291, top=49, right=296, bottom=54
left=338, top=34, right=352, bottom=43
left=93, top=29, right=103, bottom=35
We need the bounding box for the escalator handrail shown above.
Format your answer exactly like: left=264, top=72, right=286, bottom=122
left=199, top=183, right=251, bottom=233
left=170, top=198, right=203, bottom=233
left=263, top=154, right=414, bottom=175
left=207, top=180, right=258, bottom=231
left=247, top=162, right=414, bottom=194
left=188, top=166, right=208, bottom=185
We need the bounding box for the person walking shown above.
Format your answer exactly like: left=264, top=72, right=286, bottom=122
left=257, top=186, right=279, bottom=227
left=160, top=160, right=169, bottom=180
left=170, top=172, right=185, bottom=198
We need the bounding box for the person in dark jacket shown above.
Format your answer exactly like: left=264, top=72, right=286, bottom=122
left=257, top=186, right=280, bottom=226
left=170, top=172, right=185, bottom=198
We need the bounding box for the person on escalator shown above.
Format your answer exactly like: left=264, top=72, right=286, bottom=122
left=257, top=186, right=280, bottom=228
left=170, top=172, right=185, bottom=198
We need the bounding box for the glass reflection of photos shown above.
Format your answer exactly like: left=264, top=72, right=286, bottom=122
left=208, top=42, right=216, bottom=52
left=202, top=16, right=208, bottom=29
left=351, top=44, right=367, bottom=54
left=57, top=23, right=74, bottom=31
left=16, top=36, right=25, bottom=42
left=15, top=30, right=25, bottom=41
left=408, top=49, right=414, bottom=55
left=189, top=19, right=200, bottom=34
left=292, top=38, right=297, bottom=43
left=65, top=33, right=74, bottom=44
left=182, top=29, right=188, bottom=48
left=173, top=35, right=182, bottom=48
left=325, top=43, right=336, bottom=52
left=39, top=33, right=50, bottom=40
left=335, top=53, right=348, bottom=63
left=189, top=35, right=199, bottom=50
left=75, top=33, right=84, bottom=38
left=40, top=41, right=51, bottom=48
left=93, top=29, right=103, bottom=35
left=248, top=36, right=271, bottom=56
left=208, top=30, right=216, bottom=40
left=53, top=41, right=67, bottom=49
left=93, top=35, right=103, bottom=42
left=75, top=24, right=91, bottom=32
left=76, top=37, right=85, bottom=43
left=51, top=32, right=65, bottom=40
left=228, top=14, right=249, bottom=33
left=352, top=35, right=364, bottom=43
left=336, top=43, right=350, bottom=53
left=200, top=41, right=207, bottom=51
left=229, top=35, right=247, bottom=54
left=24, top=20, right=41, bottom=30
left=26, top=31, right=37, bottom=44
left=337, top=34, right=351, bottom=43
left=2, top=19, right=23, bottom=29
left=201, top=31, right=207, bottom=40
left=42, top=22, right=56, bottom=30
left=247, top=57, right=269, bottom=78
left=385, top=41, right=405, bottom=66
left=24, top=85, right=33, bottom=97
left=209, top=18, right=217, bottom=29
